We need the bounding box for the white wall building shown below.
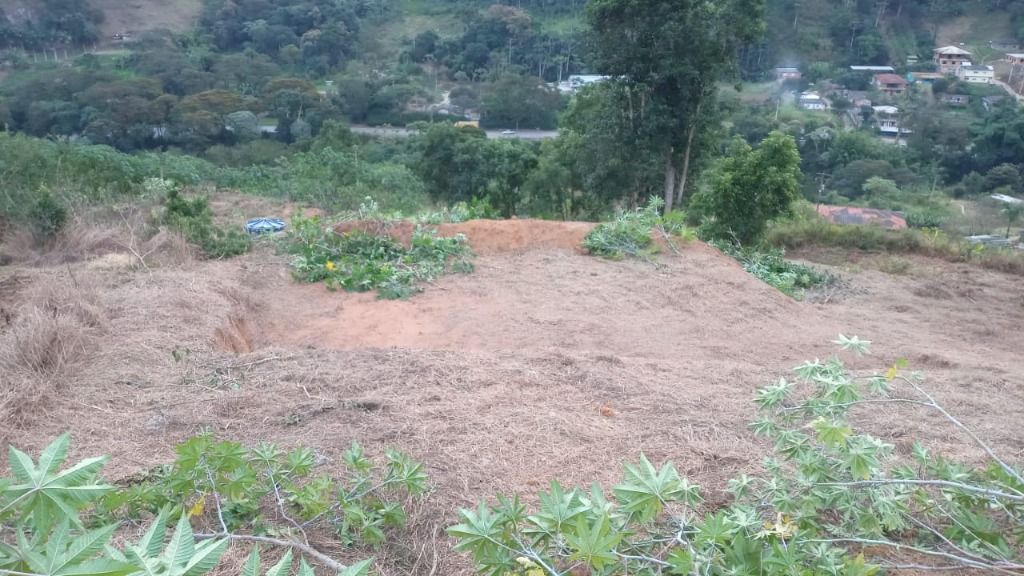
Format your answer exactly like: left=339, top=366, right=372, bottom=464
left=958, top=64, right=995, bottom=84
left=798, top=91, right=828, bottom=110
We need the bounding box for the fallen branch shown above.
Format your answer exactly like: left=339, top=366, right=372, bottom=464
left=819, top=479, right=1024, bottom=502
left=195, top=533, right=349, bottom=573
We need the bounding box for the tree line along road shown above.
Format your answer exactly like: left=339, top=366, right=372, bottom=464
left=349, top=125, right=559, bottom=140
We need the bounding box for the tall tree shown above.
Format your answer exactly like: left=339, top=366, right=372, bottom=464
left=585, top=0, right=765, bottom=211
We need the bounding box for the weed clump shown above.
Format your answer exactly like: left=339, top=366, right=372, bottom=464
left=27, top=192, right=68, bottom=244
left=162, top=189, right=250, bottom=258
left=583, top=197, right=694, bottom=259
left=710, top=240, right=832, bottom=298
left=286, top=216, right=473, bottom=299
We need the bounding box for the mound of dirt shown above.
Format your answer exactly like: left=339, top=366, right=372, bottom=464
left=334, top=219, right=596, bottom=255
left=5, top=215, right=1024, bottom=575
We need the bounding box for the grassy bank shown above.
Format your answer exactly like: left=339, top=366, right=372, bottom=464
left=766, top=217, right=1024, bottom=275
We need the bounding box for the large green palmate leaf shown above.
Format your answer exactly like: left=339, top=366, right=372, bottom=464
left=1, top=433, right=113, bottom=533
left=17, top=521, right=136, bottom=576
left=122, top=508, right=229, bottom=576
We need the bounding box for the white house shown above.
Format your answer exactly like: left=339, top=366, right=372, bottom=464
left=798, top=91, right=828, bottom=110
left=958, top=64, right=995, bottom=84
left=872, top=105, right=910, bottom=135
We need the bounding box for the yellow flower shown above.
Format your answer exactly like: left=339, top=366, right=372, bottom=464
left=325, top=260, right=336, bottom=271
left=187, top=494, right=206, bottom=518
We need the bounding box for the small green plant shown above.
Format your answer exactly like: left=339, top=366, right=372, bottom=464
left=710, top=240, right=832, bottom=298
left=0, top=432, right=418, bottom=576
left=415, top=198, right=499, bottom=225
left=583, top=197, right=695, bottom=259
left=162, top=189, right=250, bottom=259
left=286, top=216, right=473, bottom=299
left=451, top=337, right=1024, bottom=576
left=27, top=190, right=68, bottom=243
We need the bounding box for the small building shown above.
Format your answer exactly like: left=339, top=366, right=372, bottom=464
left=775, top=67, right=802, bottom=83
left=982, top=95, right=1007, bottom=112
left=798, top=91, right=828, bottom=110
left=940, top=93, right=970, bottom=106
left=959, top=64, right=994, bottom=84
left=911, top=71, right=946, bottom=83
left=1006, top=53, right=1024, bottom=65
left=991, top=40, right=1023, bottom=52
left=557, top=75, right=610, bottom=94
left=850, top=65, right=896, bottom=73
left=933, top=46, right=972, bottom=73
left=873, top=73, right=908, bottom=96
left=568, top=75, right=609, bottom=89
left=872, top=105, right=911, bottom=135
left=816, top=205, right=908, bottom=230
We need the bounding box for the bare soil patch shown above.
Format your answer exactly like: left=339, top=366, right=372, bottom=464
left=2, top=219, right=1023, bottom=575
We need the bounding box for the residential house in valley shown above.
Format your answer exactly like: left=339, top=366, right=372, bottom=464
left=798, top=91, right=829, bottom=110
left=873, top=105, right=910, bottom=135
left=939, top=93, right=970, bottom=106
left=873, top=73, right=908, bottom=96
left=775, top=67, right=801, bottom=82
left=933, top=46, right=972, bottom=73
left=958, top=64, right=995, bottom=84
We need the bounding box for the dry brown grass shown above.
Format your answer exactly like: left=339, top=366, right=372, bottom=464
left=0, top=207, right=197, bottom=270
left=0, top=273, right=109, bottom=423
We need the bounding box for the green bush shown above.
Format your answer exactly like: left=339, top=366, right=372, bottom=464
left=286, top=216, right=473, bottom=299
left=451, top=337, right=1024, bottom=575
left=163, top=189, right=250, bottom=258
left=27, top=191, right=68, bottom=243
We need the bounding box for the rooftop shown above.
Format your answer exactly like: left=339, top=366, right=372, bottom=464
left=961, top=65, right=994, bottom=72
left=934, top=46, right=972, bottom=55
left=874, top=73, right=908, bottom=85
left=850, top=65, right=895, bottom=72
left=873, top=105, right=899, bottom=114
left=816, top=205, right=908, bottom=229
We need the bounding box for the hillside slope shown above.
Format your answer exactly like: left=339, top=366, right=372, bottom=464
left=0, top=0, right=201, bottom=38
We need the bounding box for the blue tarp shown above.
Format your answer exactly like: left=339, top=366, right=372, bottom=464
left=245, top=218, right=286, bottom=234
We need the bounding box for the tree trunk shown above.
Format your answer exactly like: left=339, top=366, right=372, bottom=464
left=675, top=97, right=704, bottom=205
left=663, top=149, right=676, bottom=213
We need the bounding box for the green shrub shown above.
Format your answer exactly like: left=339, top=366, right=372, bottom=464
left=286, top=216, right=473, bottom=299
left=905, top=210, right=948, bottom=229
left=27, top=191, right=68, bottom=243
left=583, top=197, right=695, bottom=259
left=766, top=217, right=1024, bottom=275
left=710, top=240, right=832, bottom=298
left=163, top=189, right=250, bottom=258
left=694, top=132, right=802, bottom=245
left=451, top=337, right=1024, bottom=576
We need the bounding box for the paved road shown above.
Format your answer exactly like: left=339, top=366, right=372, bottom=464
left=350, top=125, right=558, bottom=140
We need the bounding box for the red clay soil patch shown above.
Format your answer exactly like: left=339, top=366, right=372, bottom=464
left=334, top=219, right=596, bottom=255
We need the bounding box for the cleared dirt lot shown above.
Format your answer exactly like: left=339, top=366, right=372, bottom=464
left=1, top=217, right=1022, bottom=574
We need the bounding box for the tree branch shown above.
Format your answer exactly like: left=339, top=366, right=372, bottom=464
left=819, top=479, right=1024, bottom=502
left=896, top=376, right=1024, bottom=486
left=807, top=538, right=1024, bottom=575
left=194, top=533, right=352, bottom=573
